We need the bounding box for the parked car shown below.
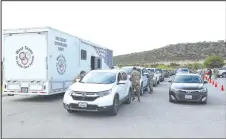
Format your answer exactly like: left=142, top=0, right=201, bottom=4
left=217, top=67, right=226, bottom=78
left=63, top=69, right=132, bottom=116
left=121, top=66, right=148, bottom=96
left=168, top=73, right=208, bottom=104
left=146, top=68, right=160, bottom=86
left=156, top=68, right=164, bottom=82
left=176, top=68, right=190, bottom=74
left=162, top=69, right=170, bottom=78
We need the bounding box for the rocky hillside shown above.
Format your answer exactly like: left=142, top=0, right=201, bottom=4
left=113, top=41, right=226, bottom=65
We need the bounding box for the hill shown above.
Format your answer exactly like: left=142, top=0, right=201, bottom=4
left=113, top=41, right=226, bottom=65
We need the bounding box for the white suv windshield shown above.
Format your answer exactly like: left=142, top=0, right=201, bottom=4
left=81, top=72, right=116, bottom=84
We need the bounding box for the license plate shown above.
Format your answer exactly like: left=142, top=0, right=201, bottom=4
left=21, top=87, right=28, bottom=93
left=185, top=95, right=192, bottom=99
left=78, top=102, right=87, bottom=108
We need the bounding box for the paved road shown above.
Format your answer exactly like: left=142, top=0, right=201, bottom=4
left=2, top=77, right=226, bottom=138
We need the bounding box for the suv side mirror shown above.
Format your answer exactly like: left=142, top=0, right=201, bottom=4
left=203, top=81, right=208, bottom=84
left=168, top=80, right=172, bottom=83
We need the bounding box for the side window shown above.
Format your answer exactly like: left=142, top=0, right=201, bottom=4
left=121, top=72, right=127, bottom=80
left=117, top=73, right=122, bottom=82
left=81, top=49, right=87, bottom=60
left=97, top=58, right=102, bottom=69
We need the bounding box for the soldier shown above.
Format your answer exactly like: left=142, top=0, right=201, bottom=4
left=208, top=68, right=212, bottom=80
left=147, top=71, right=154, bottom=94
left=213, top=68, right=218, bottom=79
left=131, top=66, right=141, bottom=102
left=73, top=70, right=86, bottom=83
left=200, top=69, right=205, bottom=81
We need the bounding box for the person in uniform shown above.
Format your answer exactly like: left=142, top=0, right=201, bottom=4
left=130, top=66, right=141, bottom=102
left=208, top=68, right=212, bottom=80
left=73, top=70, right=86, bottom=83
left=200, top=69, right=205, bottom=81
left=147, top=71, right=154, bottom=94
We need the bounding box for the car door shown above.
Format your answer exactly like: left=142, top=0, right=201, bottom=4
left=142, top=68, right=148, bottom=88
left=116, top=72, right=126, bottom=100
left=120, top=72, right=130, bottom=98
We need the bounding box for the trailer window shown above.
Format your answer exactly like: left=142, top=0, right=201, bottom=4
left=97, top=58, right=102, bottom=69
left=81, top=50, right=87, bottom=60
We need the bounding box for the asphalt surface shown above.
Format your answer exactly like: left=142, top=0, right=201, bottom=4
left=2, top=76, right=226, bottom=138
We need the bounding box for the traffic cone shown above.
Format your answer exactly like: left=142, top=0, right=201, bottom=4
left=221, top=85, right=224, bottom=91
left=209, top=79, right=211, bottom=83
left=214, top=82, right=218, bottom=87
left=212, top=80, right=214, bottom=85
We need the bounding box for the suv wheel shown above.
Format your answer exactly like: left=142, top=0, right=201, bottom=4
left=223, top=73, right=226, bottom=78
left=124, top=88, right=132, bottom=104
left=108, top=96, right=119, bottom=116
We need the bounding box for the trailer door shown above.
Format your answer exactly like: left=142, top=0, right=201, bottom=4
left=3, top=32, right=47, bottom=81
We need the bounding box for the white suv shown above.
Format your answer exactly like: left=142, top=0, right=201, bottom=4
left=146, top=68, right=161, bottom=86
left=63, top=69, right=132, bottom=116
left=121, top=66, right=148, bottom=96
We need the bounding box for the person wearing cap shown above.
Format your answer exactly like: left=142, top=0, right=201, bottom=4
left=73, top=70, right=86, bottom=83
left=130, top=66, right=141, bottom=102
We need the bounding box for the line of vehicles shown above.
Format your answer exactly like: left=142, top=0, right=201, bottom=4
left=1, top=27, right=211, bottom=117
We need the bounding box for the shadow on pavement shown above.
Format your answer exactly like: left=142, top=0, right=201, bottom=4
left=12, top=93, right=65, bottom=102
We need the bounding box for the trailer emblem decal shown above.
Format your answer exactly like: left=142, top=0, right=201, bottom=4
left=15, top=46, right=34, bottom=69
left=56, top=55, right=67, bottom=75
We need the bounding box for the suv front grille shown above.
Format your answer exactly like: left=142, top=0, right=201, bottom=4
left=71, top=96, right=99, bottom=101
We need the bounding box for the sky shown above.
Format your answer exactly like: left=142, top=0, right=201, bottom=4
left=2, top=1, right=226, bottom=56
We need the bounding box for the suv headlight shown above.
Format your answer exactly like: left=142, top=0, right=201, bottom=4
left=98, top=90, right=112, bottom=97
left=200, top=88, right=207, bottom=93
left=66, top=88, right=74, bottom=95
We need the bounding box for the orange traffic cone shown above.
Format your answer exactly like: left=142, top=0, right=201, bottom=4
left=214, top=82, right=218, bottom=87
left=212, top=80, right=214, bottom=85
left=209, top=79, right=211, bottom=83
left=221, top=85, right=224, bottom=91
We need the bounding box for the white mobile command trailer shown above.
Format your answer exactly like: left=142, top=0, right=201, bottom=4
left=2, top=27, right=113, bottom=96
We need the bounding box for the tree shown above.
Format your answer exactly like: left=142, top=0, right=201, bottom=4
left=192, top=63, right=204, bottom=69
left=203, top=55, right=224, bottom=68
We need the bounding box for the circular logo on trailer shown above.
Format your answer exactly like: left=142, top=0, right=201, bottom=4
left=56, top=54, right=66, bottom=75
left=15, top=46, right=34, bottom=69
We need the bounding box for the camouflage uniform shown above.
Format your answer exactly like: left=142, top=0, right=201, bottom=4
left=131, top=69, right=141, bottom=101
left=200, top=70, right=205, bottom=81
left=73, top=71, right=86, bottom=83
left=147, top=72, right=154, bottom=94
left=213, top=69, right=218, bottom=79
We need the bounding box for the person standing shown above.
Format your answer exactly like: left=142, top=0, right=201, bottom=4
left=131, top=67, right=141, bottom=102
left=208, top=68, right=212, bottom=80
left=147, top=71, right=154, bottom=94
left=73, top=70, right=86, bottom=83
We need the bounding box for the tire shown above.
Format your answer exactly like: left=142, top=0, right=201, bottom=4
left=140, top=83, right=144, bottom=96
left=223, top=73, right=226, bottom=78
left=108, top=96, right=119, bottom=116
left=169, top=95, right=173, bottom=103
left=67, top=109, right=73, bottom=113
left=124, top=88, right=132, bottom=104
left=157, top=80, right=160, bottom=84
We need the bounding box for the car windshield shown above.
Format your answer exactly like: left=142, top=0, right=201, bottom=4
left=81, top=71, right=116, bottom=84
left=156, top=69, right=162, bottom=73
left=121, top=67, right=133, bottom=75
left=177, top=68, right=189, bottom=73
left=147, top=69, right=155, bottom=73
left=173, top=75, right=202, bottom=83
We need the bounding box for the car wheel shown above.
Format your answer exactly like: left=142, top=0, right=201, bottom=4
left=125, top=88, right=132, bottom=104
left=157, top=80, right=160, bottom=84
left=140, top=83, right=144, bottom=96
left=108, top=96, right=119, bottom=116
left=169, top=95, right=173, bottom=103
left=223, top=73, right=226, bottom=78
